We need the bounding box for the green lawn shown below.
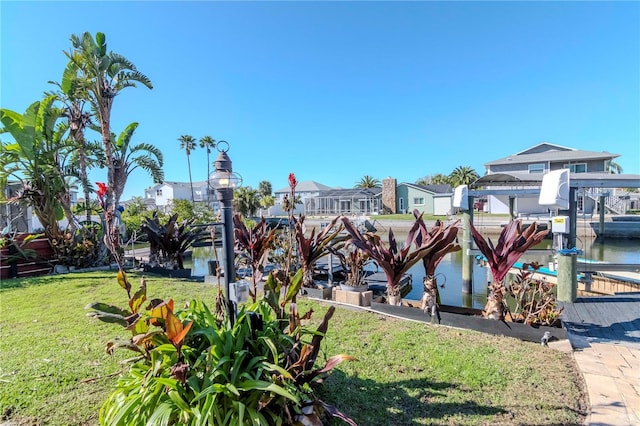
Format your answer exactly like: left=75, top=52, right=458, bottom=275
left=0, top=271, right=586, bottom=425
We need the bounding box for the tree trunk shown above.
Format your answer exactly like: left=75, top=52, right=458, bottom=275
left=484, top=280, right=506, bottom=320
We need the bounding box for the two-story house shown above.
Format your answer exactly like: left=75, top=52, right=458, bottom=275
left=144, top=181, right=214, bottom=212
left=482, top=142, right=621, bottom=215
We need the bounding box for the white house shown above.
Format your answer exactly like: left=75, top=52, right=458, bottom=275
left=481, top=142, right=624, bottom=215
left=143, top=180, right=214, bottom=212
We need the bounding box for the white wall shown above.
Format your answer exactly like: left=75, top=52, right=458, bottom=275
left=433, top=196, right=452, bottom=216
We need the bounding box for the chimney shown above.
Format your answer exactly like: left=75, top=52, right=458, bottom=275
left=382, top=177, right=397, bottom=214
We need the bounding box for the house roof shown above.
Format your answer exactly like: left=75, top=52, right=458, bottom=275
left=316, top=187, right=382, bottom=197
left=472, top=172, right=640, bottom=189
left=274, top=180, right=333, bottom=194
left=400, top=182, right=452, bottom=194
left=484, top=143, right=619, bottom=167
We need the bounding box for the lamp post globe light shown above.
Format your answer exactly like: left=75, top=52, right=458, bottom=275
left=209, top=141, right=242, bottom=324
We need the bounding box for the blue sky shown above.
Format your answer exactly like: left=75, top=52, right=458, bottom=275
left=2, top=1, right=639, bottom=201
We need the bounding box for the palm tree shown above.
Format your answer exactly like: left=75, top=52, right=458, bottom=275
left=416, top=174, right=451, bottom=186
left=449, top=166, right=479, bottom=187
left=258, top=180, right=272, bottom=197
left=199, top=136, right=216, bottom=203
left=355, top=175, right=381, bottom=188
left=111, top=122, right=164, bottom=206
left=606, top=160, right=623, bottom=174
left=178, top=135, right=197, bottom=204
left=65, top=31, right=152, bottom=255
left=234, top=187, right=261, bottom=217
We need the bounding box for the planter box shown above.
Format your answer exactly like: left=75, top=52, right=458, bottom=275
left=333, top=288, right=373, bottom=307
left=300, top=286, right=334, bottom=300
left=1, top=234, right=54, bottom=280
left=371, top=302, right=566, bottom=344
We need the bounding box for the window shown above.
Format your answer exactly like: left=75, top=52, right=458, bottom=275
left=413, top=197, right=425, bottom=205
left=156, top=189, right=162, bottom=196
left=564, top=163, right=586, bottom=173
left=528, top=163, right=545, bottom=174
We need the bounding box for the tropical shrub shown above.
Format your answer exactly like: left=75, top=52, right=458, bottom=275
left=233, top=214, right=279, bottom=301
left=413, top=214, right=461, bottom=316
left=141, top=212, right=208, bottom=270
left=507, top=263, right=564, bottom=326
left=294, top=215, right=348, bottom=288
left=341, top=209, right=455, bottom=303
left=50, top=228, right=102, bottom=268
left=88, top=273, right=356, bottom=425
left=89, top=173, right=356, bottom=425
left=327, top=243, right=371, bottom=288
left=470, top=220, right=549, bottom=320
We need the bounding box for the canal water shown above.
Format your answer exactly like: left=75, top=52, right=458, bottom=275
left=186, top=237, right=639, bottom=310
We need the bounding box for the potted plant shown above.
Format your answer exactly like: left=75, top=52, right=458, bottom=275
left=470, top=219, right=549, bottom=320
left=341, top=210, right=444, bottom=305
left=329, top=242, right=372, bottom=292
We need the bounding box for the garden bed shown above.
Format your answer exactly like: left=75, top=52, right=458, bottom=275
left=369, top=301, right=567, bottom=344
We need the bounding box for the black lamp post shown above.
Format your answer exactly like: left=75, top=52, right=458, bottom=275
left=209, top=141, right=241, bottom=324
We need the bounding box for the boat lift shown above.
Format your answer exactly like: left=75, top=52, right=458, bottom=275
left=455, top=171, right=640, bottom=303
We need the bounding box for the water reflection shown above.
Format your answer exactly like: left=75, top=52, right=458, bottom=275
left=184, top=233, right=638, bottom=310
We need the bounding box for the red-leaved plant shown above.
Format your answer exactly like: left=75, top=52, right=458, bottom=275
left=233, top=214, right=279, bottom=301
left=470, top=219, right=549, bottom=320
left=294, top=215, right=349, bottom=288
left=413, top=213, right=461, bottom=313
left=342, top=210, right=447, bottom=304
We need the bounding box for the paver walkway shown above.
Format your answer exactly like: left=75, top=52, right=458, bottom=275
left=560, top=294, right=640, bottom=425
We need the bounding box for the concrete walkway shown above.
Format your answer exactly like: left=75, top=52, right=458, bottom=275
left=560, top=294, right=640, bottom=426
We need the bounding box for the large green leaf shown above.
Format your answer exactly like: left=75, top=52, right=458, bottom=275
left=237, top=380, right=299, bottom=403
left=282, top=269, right=303, bottom=306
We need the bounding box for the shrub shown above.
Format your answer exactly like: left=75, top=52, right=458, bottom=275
left=88, top=272, right=356, bottom=425
left=89, top=174, right=356, bottom=425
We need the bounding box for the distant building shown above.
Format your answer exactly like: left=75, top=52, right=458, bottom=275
left=1, top=181, right=79, bottom=233
left=273, top=181, right=332, bottom=204
left=395, top=183, right=453, bottom=216
left=143, top=181, right=214, bottom=212
left=482, top=142, right=623, bottom=215
left=304, top=187, right=383, bottom=216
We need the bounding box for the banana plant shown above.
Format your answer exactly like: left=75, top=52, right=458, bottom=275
left=1, top=96, right=79, bottom=241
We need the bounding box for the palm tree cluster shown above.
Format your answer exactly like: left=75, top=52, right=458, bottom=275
left=415, top=166, right=480, bottom=187
left=1, top=32, right=163, bottom=267
left=177, top=135, right=218, bottom=206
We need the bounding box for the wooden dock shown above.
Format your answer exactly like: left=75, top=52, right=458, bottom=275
left=559, top=294, right=640, bottom=349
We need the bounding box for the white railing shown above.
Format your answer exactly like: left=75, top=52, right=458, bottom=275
left=583, top=188, right=626, bottom=215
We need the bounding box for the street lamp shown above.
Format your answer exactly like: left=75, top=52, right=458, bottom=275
left=209, top=140, right=242, bottom=324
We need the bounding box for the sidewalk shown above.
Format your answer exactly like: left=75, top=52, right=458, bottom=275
left=561, top=294, right=640, bottom=426
left=571, top=339, right=640, bottom=425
